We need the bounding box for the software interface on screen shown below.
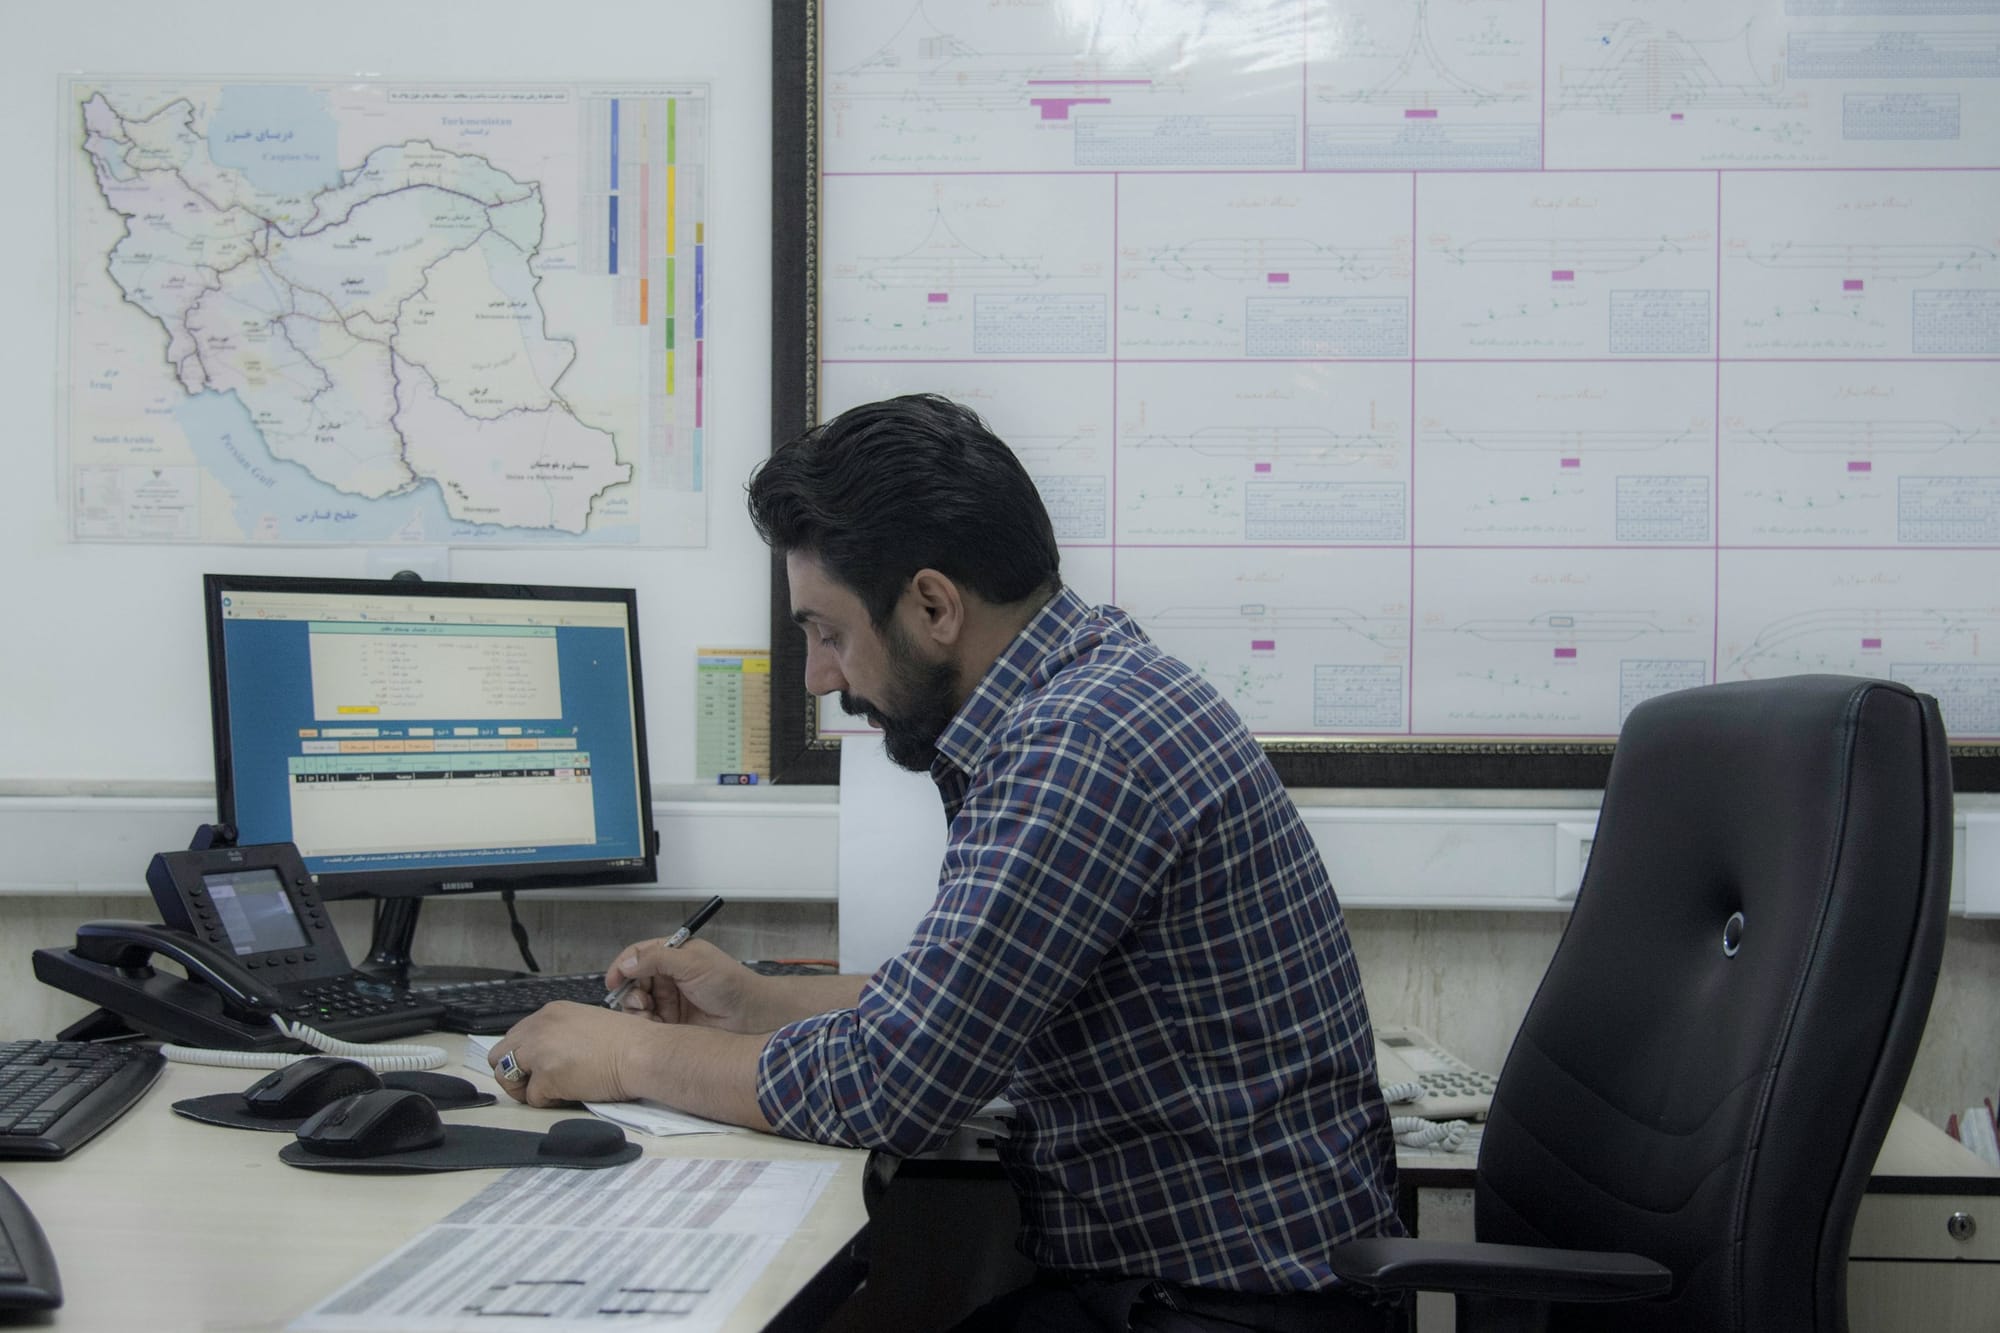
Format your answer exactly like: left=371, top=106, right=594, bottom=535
left=203, top=867, right=309, bottom=956
left=213, top=586, right=650, bottom=883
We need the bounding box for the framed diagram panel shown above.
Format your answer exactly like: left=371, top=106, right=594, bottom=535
left=772, top=0, right=2000, bottom=789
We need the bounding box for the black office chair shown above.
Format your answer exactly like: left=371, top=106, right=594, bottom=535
left=1330, top=674, right=1952, bottom=1332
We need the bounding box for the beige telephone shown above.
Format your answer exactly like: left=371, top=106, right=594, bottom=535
left=1375, top=1025, right=1497, bottom=1123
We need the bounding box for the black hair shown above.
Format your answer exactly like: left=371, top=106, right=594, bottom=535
left=746, top=393, right=1061, bottom=626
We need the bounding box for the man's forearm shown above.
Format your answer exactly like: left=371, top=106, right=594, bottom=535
left=617, top=1025, right=778, bottom=1132
left=746, top=973, right=869, bottom=1032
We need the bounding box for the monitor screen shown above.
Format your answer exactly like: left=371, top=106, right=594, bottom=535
left=204, top=574, right=657, bottom=905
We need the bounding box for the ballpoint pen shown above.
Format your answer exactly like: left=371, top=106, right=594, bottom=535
left=604, top=894, right=726, bottom=1009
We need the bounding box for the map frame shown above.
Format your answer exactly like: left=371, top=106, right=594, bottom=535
left=63, top=74, right=713, bottom=550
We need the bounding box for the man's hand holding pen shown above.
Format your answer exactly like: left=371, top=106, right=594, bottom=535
left=486, top=941, right=765, bottom=1110
left=600, top=937, right=771, bottom=1030
left=487, top=893, right=853, bottom=1125
left=490, top=896, right=794, bottom=1110
left=603, top=894, right=726, bottom=1014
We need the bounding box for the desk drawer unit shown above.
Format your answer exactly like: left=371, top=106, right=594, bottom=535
left=1848, top=1190, right=2000, bottom=1333
left=1851, top=1192, right=2000, bottom=1262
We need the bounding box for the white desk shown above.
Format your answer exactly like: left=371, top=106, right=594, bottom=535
left=2, top=1055, right=871, bottom=1332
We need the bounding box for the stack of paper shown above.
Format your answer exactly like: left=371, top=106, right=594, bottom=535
left=1957, top=1099, right=2000, bottom=1168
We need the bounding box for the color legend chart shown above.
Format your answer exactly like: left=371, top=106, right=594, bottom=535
left=582, top=87, right=710, bottom=498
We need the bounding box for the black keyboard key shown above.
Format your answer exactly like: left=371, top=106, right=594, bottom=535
left=30, top=1085, right=86, bottom=1120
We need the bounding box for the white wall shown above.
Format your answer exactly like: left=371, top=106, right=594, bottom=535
left=2, top=0, right=774, bottom=787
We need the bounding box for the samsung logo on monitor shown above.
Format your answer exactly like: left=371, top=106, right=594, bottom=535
left=441, top=880, right=477, bottom=891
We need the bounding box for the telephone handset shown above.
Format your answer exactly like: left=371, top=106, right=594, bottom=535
left=32, top=842, right=444, bottom=1051
left=73, top=919, right=285, bottom=1019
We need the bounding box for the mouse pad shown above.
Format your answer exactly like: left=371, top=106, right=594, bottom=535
left=278, top=1115, right=640, bottom=1173
left=174, top=1068, right=496, bottom=1132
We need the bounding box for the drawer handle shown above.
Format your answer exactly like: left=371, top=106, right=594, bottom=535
left=1947, top=1212, right=1977, bottom=1243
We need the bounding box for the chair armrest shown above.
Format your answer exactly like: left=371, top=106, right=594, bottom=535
left=1327, top=1237, right=1672, bottom=1303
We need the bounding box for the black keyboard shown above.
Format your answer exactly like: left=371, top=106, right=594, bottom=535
left=0, top=1175, right=60, bottom=1310
left=420, top=972, right=610, bottom=1034
left=422, top=962, right=840, bottom=1032
left=746, top=959, right=839, bottom=976
left=0, top=1040, right=164, bottom=1161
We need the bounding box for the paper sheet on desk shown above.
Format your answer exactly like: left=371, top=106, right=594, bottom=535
left=289, top=1156, right=839, bottom=1332
left=463, top=1036, right=743, bottom=1137
left=586, top=1099, right=745, bottom=1138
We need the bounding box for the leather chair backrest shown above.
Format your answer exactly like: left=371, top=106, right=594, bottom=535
left=1474, top=676, right=1951, bottom=1332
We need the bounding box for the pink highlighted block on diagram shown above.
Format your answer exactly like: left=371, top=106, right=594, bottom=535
left=1862, top=638, right=1883, bottom=650
left=1849, top=461, right=1872, bottom=472
left=1561, top=458, right=1581, bottom=469
left=1554, top=648, right=1578, bottom=660
left=1405, top=109, right=1438, bottom=119
left=1267, top=273, right=1289, bottom=284
left=1254, top=462, right=1273, bottom=473
left=1251, top=639, right=1276, bottom=652
left=1844, top=280, right=1864, bottom=292
left=1029, top=97, right=1110, bottom=121
left=1552, top=270, right=1575, bottom=282
left=928, top=293, right=949, bottom=304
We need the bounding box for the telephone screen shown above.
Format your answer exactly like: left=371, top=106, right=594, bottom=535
left=203, top=867, right=309, bottom=956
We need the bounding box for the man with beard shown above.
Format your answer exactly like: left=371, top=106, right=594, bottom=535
left=490, top=395, right=1404, bottom=1332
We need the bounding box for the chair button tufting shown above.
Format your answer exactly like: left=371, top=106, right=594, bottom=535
left=1722, top=911, right=1745, bottom=957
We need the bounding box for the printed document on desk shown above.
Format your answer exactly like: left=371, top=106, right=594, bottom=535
left=290, top=1156, right=838, bottom=1332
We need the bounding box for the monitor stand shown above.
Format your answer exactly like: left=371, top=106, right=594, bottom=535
left=357, top=898, right=525, bottom=987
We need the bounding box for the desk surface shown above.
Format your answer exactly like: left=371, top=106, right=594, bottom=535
left=1, top=1051, right=870, bottom=1332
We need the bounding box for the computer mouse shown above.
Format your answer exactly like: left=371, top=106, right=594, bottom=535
left=294, top=1088, right=446, bottom=1158
left=243, top=1057, right=381, bottom=1120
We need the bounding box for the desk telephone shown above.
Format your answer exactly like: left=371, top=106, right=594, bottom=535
left=32, top=843, right=443, bottom=1051
left=1375, top=1026, right=1497, bottom=1123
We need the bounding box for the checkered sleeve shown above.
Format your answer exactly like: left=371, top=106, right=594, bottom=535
left=756, top=720, right=1175, bottom=1154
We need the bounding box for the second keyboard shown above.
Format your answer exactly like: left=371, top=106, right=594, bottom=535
left=417, top=973, right=610, bottom=1033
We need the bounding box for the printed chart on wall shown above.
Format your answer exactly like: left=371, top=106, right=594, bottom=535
left=65, top=77, right=711, bottom=546
left=800, top=0, right=2000, bottom=773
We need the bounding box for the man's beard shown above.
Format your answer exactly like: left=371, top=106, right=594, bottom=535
left=841, top=624, right=960, bottom=772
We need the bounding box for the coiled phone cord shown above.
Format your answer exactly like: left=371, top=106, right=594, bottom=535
left=160, top=1015, right=450, bottom=1073
left=1381, top=1079, right=1476, bottom=1152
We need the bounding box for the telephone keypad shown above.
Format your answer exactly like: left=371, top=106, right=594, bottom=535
left=282, top=980, right=435, bottom=1028
left=1420, top=1071, right=1496, bottom=1097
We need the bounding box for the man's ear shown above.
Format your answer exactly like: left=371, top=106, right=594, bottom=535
left=904, top=568, right=965, bottom=647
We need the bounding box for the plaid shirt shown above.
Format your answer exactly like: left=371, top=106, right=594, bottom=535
left=758, top=588, right=1403, bottom=1290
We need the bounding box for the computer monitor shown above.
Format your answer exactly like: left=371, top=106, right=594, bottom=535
left=203, top=573, right=658, bottom=980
